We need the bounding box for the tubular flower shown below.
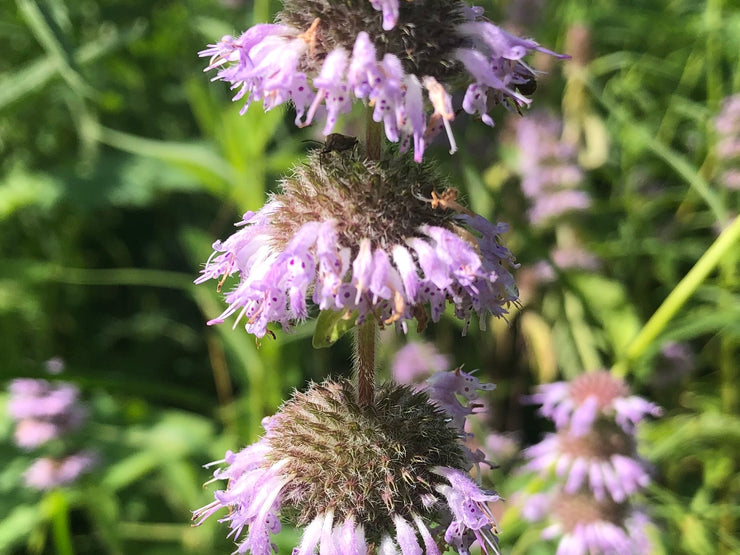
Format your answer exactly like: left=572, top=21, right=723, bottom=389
left=196, top=149, right=518, bottom=338
left=194, top=379, right=500, bottom=555
left=199, top=0, right=567, bottom=161
left=521, top=371, right=660, bottom=554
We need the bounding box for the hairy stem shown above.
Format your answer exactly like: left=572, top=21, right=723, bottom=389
left=355, top=318, right=377, bottom=407
left=365, top=107, right=382, bottom=161
left=353, top=108, right=382, bottom=407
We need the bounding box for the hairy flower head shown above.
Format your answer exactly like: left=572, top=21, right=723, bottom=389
left=194, top=378, right=500, bottom=554
left=199, top=0, right=567, bottom=161
left=196, top=148, right=518, bottom=338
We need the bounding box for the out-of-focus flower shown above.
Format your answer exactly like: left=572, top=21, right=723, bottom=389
left=194, top=377, right=500, bottom=555
left=197, top=150, right=518, bottom=338
left=481, top=432, right=520, bottom=467
left=523, top=491, right=652, bottom=555
left=521, top=371, right=660, bottom=554
left=714, top=95, right=740, bottom=190
left=651, top=340, right=696, bottom=387
left=23, top=451, right=98, bottom=491
left=391, top=342, right=451, bottom=385
left=511, top=112, right=589, bottom=225
left=527, top=371, right=661, bottom=437
left=44, top=356, right=65, bottom=375
left=529, top=245, right=601, bottom=285
left=8, top=379, right=87, bottom=449
left=200, top=0, right=567, bottom=161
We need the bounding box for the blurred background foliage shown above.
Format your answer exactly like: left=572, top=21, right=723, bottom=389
left=0, top=0, right=738, bottom=553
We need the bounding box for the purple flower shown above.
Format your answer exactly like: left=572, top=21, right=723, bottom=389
left=714, top=94, right=740, bottom=190
left=196, top=152, right=519, bottom=338
left=368, top=0, right=399, bottom=30
left=511, top=112, right=590, bottom=225
left=521, top=371, right=659, bottom=554
left=8, top=378, right=87, bottom=449
left=200, top=2, right=567, bottom=161
left=524, top=432, right=651, bottom=503
left=194, top=379, right=500, bottom=555
left=23, top=451, right=98, bottom=491
left=426, top=368, right=496, bottom=432
left=527, top=371, right=662, bottom=436
left=392, top=342, right=451, bottom=385
left=522, top=490, right=653, bottom=555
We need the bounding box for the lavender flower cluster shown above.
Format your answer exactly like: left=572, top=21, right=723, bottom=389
left=512, top=111, right=589, bottom=226
left=522, top=371, right=661, bottom=554
left=8, top=377, right=96, bottom=490
left=715, top=94, right=740, bottom=190
left=194, top=370, right=500, bottom=555
left=200, top=0, right=566, bottom=162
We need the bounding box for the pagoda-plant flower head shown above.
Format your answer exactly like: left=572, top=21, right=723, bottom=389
left=194, top=374, right=500, bottom=555
left=196, top=148, right=518, bottom=339
left=520, top=371, right=660, bottom=554
left=521, top=490, right=653, bottom=555
left=199, top=0, right=567, bottom=161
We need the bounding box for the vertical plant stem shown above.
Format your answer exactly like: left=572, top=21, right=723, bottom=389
left=49, top=490, right=75, bottom=555
left=355, top=318, right=377, bottom=407
left=365, top=107, right=382, bottom=161
left=354, top=108, right=382, bottom=407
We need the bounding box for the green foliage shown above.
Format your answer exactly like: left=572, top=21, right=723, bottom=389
left=0, top=0, right=738, bottom=553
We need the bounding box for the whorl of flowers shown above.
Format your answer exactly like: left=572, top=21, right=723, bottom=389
left=193, top=373, right=500, bottom=555
left=196, top=148, right=519, bottom=338
left=521, top=371, right=660, bottom=554
left=8, top=378, right=97, bottom=491
left=8, top=378, right=87, bottom=449
left=199, top=0, right=567, bottom=161
left=512, top=111, right=589, bottom=225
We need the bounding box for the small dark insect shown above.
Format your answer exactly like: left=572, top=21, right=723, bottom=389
left=303, top=134, right=359, bottom=162
left=515, top=76, right=537, bottom=96
left=321, top=133, right=358, bottom=154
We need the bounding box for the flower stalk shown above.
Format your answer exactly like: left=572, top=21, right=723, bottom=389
left=355, top=317, right=376, bottom=407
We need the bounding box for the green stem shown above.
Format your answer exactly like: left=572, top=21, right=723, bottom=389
left=49, top=490, right=75, bottom=555
left=353, top=107, right=382, bottom=407
left=613, top=214, right=740, bottom=376
left=355, top=318, right=376, bottom=407
left=365, top=108, right=382, bottom=161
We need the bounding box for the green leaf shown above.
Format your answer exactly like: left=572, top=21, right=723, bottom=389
left=0, top=167, right=61, bottom=218
left=312, top=309, right=358, bottom=348
left=569, top=274, right=642, bottom=355
left=0, top=504, right=42, bottom=550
